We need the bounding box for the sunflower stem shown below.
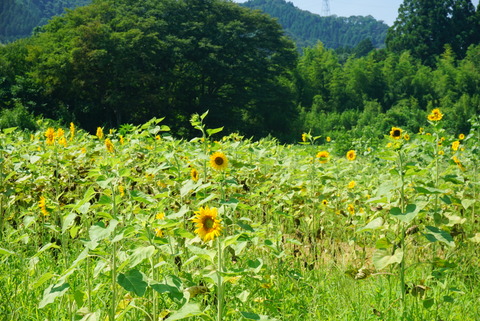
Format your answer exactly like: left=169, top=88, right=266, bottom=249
left=217, top=237, right=224, bottom=321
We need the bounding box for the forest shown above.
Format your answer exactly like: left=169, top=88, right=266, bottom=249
left=0, top=0, right=480, bottom=149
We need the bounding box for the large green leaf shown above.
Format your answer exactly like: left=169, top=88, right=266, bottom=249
left=373, top=248, right=403, bottom=270
left=165, top=303, right=204, bottom=321
left=356, top=217, right=383, bottom=232
left=390, top=203, right=421, bottom=223
left=39, top=282, right=70, bottom=308
left=240, top=311, right=278, bottom=320
left=117, top=269, right=148, bottom=296
left=89, top=220, right=118, bottom=242
left=129, top=245, right=156, bottom=268
left=424, top=226, right=455, bottom=247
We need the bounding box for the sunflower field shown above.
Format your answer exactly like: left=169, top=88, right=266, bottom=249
left=1, top=110, right=479, bottom=321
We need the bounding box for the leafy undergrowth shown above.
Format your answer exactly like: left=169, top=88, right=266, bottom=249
left=0, top=112, right=479, bottom=321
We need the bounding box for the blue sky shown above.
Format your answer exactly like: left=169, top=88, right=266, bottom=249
left=234, top=0, right=480, bottom=26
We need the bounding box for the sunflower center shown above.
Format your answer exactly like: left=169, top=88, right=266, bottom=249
left=204, top=217, right=215, bottom=229
left=214, top=157, right=224, bottom=166
left=393, top=130, right=401, bottom=137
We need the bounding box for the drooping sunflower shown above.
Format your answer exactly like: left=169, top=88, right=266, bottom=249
left=346, top=150, right=356, bottom=161
left=316, top=151, right=330, bottom=164
left=192, top=206, right=222, bottom=242
left=389, top=127, right=403, bottom=139
left=210, top=152, right=228, bottom=171
left=191, top=168, right=200, bottom=181
left=105, top=138, right=115, bottom=153
left=427, top=108, right=443, bottom=121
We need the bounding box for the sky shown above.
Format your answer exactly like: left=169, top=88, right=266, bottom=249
left=234, top=0, right=480, bottom=26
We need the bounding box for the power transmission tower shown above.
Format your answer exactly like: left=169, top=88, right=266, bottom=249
left=321, top=0, right=330, bottom=16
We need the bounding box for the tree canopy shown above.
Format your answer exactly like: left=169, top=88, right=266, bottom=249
left=0, top=0, right=298, bottom=138
left=386, top=0, right=480, bottom=65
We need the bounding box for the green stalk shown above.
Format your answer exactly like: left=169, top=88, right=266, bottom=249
left=398, top=150, right=406, bottom=320
left=110, top=182, right=118, bottom=321
left=217, top=237, right=224, bottom=321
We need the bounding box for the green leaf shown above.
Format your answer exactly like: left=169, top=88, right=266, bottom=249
left=373, top=248, right=403, bottom=270
left=390, top=203, right=420, bottom=223
left=187, top=245, right=216, bottom=264
left=247, top=258, right=263, bottom=273
left=165, top=302, right=204, bottom=320
left=357, top=217, right=383, bottom=232
left=130, top=190, right=155, bottom=204
left=39, top=282, right=70, bottom=308
left=129, top=245, right=156, bottom=268
left=423, top=298, right=435, bottom=309
left=414, top=186, right=444, bottom=194
left=151, top=283, right=183, bottom=301
left=117, top=269, right=148, bottom=296
left=0, top=247, right=14, bottom=256
left=206, top=127, right=223, bottom=136
left=2, top=127, right=17, bottom=134
left=461, top=199, right=476, bottom=210
left=89, top=220, right=118, bottom=242
left=240, top=311, right=277, bottom=320
left=424, top=226, right=455, bottom=247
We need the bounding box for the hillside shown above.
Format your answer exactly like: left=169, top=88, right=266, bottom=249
left=0, top=0, right=90, bottom=43
left=241, top=0, right=389, bottom=49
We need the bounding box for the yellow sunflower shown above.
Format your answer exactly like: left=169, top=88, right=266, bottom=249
left=192, top=206, right=222, bottom=242
left=404, top=134, right=410, bottom=141
left=39, top=196, right=49, bottom=216
left=427, top=108, right=443, bottom=121
left=389, top=127, right=403, bottom=139
left=191, top=168, right=200, bottom=181
left=301, top=133, right=308, bottom=142
left=96, top=127, right=104, bottom=139
left=316, top=151, right=330, bottom=163
left=326, top=136, right=331, bottom=142
left=45, top=127, right=55, bottom=145
left=451, top=141, right=460, bottom=151
left=347, top=204, right=355, bottom=215
left=105, top=138, right=115, bottom=153
left=459, top=133, right=465, bottom=140
left=348, top=181, right=356, bottom=189
left=346, top=150, right=356, bottom=161
left=210, top=152, right=228, bottom=171
left=322, top=199, right=328, bottom=206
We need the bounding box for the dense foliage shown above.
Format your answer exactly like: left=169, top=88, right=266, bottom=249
left=0, top=0, right=90, bottom=43
left=0, top=0, right=297, bottom=139
left=386, top=0, right=480, bottom=66
left=241, top=0, right=389, bottom=49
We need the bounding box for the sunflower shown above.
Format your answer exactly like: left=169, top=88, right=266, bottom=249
left=326, top=136, right=331, bottom=142
left=347, top=204, right=355, bottom=215
left=191, top=168, right=199, bottom=181
left=316, top=151, right=330, bottom=163
left=459, top=133, right=465, bottom=140
left=404, top=134, right=410, bottom=141
left=105, top=138, right=115, bottom=153
left=210, top=152, right=228, bottom=171
left=451, top=141, right=460, bottom=151
left=39, top=196, right=49, bottom=216
left=348, top=181, right=356, bottom=189
left=301, top=133, right=308, bottom=142
left=192, top=206, right=222, bottom=242
left=45, top=127, right=55, bottom=145
left=322, top=199, right=328, bottom=206
left=58, top=136, right=67, bottom=147
left=389, top=127, right=403, bottom=139
left=96, top=127, right=104, bottom=139
left=69, top=122, right=75, bottom=141
left=427, top=108, right=443, bottom=121
left=346, top=150, right=356, bottom=161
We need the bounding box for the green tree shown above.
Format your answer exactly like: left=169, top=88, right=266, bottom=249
left=13, top=0, right=298, bottom=137
left=386, top=0, right=478, bottom=65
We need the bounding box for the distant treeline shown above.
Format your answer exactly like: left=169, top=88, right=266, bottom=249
left=240, top=0, right=389, bottom=49
left=0, top=0, right=90, bottom=43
